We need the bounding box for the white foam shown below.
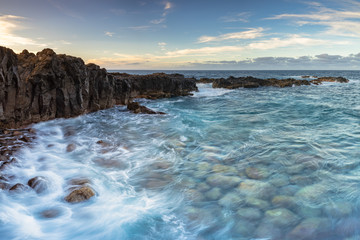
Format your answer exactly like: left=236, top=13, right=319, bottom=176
left=193, top=83, right=234, bottom=97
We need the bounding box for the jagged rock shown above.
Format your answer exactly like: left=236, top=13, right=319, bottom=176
left=127, top=102, right=165, bottom=114
left=0, top=46, right=197, bottom=128
left=65, top=186, right=95, bottom=203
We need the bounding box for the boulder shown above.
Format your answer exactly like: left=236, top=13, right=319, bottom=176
left=28, top=176, right=49, bottom=194
left=65, top=186, right=95, bottom=203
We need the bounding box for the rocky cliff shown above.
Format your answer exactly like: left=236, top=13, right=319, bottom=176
left=0, top=46, right=197, bottom=128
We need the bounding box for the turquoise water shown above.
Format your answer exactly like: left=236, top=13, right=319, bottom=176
left=0, top=71, right=359, bottom=239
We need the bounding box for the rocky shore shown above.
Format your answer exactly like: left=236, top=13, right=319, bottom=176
left=0, top=46, right=197, bottom=129
left=0, top=46, right=197, bottom=202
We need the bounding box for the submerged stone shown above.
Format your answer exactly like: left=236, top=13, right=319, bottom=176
left=237, top=179, right=275, bottom=200
left=264, top=208, right=300, bottom=227
left=204, top=187, right=222, bottom=201
left=323, top=201, right=352, bottom=218
left=237, top=207, right=262, bottom=221
left=232, top=219, right=256, bottom=237
left=206, top=174, right=241, bottom=189
left=288, top=217, right=332, bottom=240
left=245, top=166, right=270, bottom=179
left=218, top=192, right=244, bottom=209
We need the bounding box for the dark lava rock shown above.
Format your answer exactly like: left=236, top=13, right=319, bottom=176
left=28, top=176, right=49, bottom=193
left=65, top=186, right=95, bottom=203
left=127, top=102, right=165, bottom=114
left=1, top=46, right=197, bottom=128
left=212, top=76, right=311, bottom=89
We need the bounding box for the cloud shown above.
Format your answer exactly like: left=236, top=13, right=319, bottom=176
left=128, top=25, right=151, bottom=31
left=105, top=31, right=115, bottom=37
left=88, top=52, right=360, bottom=70
left=162, top=1, right=173, bottom=16
left=185, top=53, right=360, bottom=70
left=0, top=15, right=44, bottom=47
left=164, top=2, right=172, bottom=10
left=198, top=28, right=265, bottom=43
left=219, top=12, right=251, bottom=23
left=166, top=45, right=244, bottom=57
left=150, top=18, right=165, bottom=24
left=158, top=42, right=167, bottom=50
left=268, top=1, right=360, bottom=37
left=166, top=34, right=345, bottom=57
left=246, top=34, right=330, bottom=50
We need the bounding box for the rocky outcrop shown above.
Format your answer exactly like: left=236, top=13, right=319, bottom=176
left=310, top=77, right=349, bottom=85
left=206, top=76, right=349, bottom=89
left=0, top=46, right=197, bottom=128
left=212, top=76, right=311, bottom=89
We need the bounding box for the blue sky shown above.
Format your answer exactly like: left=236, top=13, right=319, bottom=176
left=1, top=0, right=360, bottom=69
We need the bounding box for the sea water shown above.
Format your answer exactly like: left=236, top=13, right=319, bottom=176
left=0, top=70, right=359, bottom=240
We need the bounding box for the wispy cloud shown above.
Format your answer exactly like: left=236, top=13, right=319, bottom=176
left=162, top=1, right=173, bottom=16
left=158, top=42, right=167, bottom=50
left=220, top=12, right=251, bottom=23
left=105, top=31, right=115, bottom=37
left=128, top=25, right=151, bottom=31
left=164, top=2, right=172, bottom=10
left=166, top=34, right=346, bottom=57
left=0, top=15, right=44, bottom=48
left=150, top=18, right=165, bottom=24
left=268, top=1, right=360, bottom=37
left=198, top=27, right=264, bottom=43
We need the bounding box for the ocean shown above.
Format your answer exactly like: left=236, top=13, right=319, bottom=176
left=1, top=70, right=359, bottom=239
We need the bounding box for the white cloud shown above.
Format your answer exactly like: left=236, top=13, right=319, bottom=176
left=158, top=42, right=167, bottom=50
left=198, top=28, right=264, bottom=43
left=220, top=12, right=251, bottom=23
left=150, top=18, right=165, bottom=24
left=0, top=15, right=44, bottom=47
left=105, top=31, right=115, bottom=37
left=268, top=2, right=360, bottom=37
left=246, top=34, right=329, bottom=50
left=166, top=45, right=244, bottom=57
left=164, top=2, right=172, bottom=10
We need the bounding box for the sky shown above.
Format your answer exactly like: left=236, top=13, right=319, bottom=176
left=1, top=0, right=360, bottom=70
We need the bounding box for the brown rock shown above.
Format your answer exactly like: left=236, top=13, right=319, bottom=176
left=65, top=186, right=95, bottom=203
left=28, top=176, right=49, bottom=193
left=66, top=143, right=76, bottom=152
left=9, top=183, right=27, bottom=192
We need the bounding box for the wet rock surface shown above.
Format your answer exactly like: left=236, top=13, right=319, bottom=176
left=0, top=46, right=197, bottom=128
